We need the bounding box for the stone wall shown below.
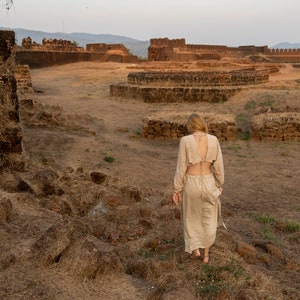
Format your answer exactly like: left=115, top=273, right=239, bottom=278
left=142, top=113, right=236, bottom=141
left=16, top=37, right=139, bottom=68
left=110, top=84, right=241, bottom=103
left=22, top=37, right=84, bottom=52
left=86, top=43, right=128, bottom=54
left=251, top=113, right=300, bottom=141
left=148, top=38, right=300, bottom=63
left=0, top=30, right=24, bottom=172
left=14, top=64, right=34, bottom=96
left=86, top=43, right=139, bottom=63
left=110, top=69, right=268, bottom=103
left=15, top=50, right=106, bottom=69
left=127, top=70, right=268, bottom=86
left=142, top=112, right=300, bottom=142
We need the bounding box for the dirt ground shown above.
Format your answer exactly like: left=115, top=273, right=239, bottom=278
left=0, top=61, right=299, bottom=299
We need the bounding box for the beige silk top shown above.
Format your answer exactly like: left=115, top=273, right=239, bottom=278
left=174, top=133, right=224, bottom=193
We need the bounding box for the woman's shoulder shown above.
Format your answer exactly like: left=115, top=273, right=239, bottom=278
left=207, top=133, right=220, bottom=145
left=181, top=134, right=193, bottom=142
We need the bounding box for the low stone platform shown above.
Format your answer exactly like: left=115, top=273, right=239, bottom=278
left=142, top=111, right=300, bottom=142
left=142, top=113, right=236, bottom=141
left=110, top=85, right=242, bottom=103
left=251, top=112, right=300, bottom=141
left=127, top=70, right=269, bottom=86
left=110, top=70, right=269, bottom=103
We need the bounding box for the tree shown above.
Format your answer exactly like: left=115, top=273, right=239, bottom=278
left=1, top=0, right=14, bottom=11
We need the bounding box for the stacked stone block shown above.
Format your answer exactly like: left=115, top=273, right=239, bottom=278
left=110, top=70, right=268, bottom=103
left=142, top=113, right=236, bottom=141
left=251, top=113, right=300, bottom=141
left=0, top=30, right=24, bottom=172
left=148, top=38, right=300, bottom=63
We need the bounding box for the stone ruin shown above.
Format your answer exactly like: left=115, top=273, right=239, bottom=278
left=110, top=39, right=299, bottom=142
left=16, top=37, right=139, bottom=68
left=142, top=113, right=236, bottom=141
left=2, top=29, right=299, bottom=143
left=110, top=69, right=269, bottom=103
left=86, top=43, right=139, bottom=63
left=0, top=30, right=24, bottom=172
left=22, top=36, right=84, bottom=52
left=110, top=63, right=298, bottom=142
left=251, top=113, right=300, bottom=141
left=148, top=38, right=300, bottom=63
left=142, top=112, right=300, bottom=142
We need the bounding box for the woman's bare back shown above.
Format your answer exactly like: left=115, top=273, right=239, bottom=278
left=187, top=134, right=212, bottom=176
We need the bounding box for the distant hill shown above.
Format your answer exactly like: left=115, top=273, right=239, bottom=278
left=0, top=27, right=150, bottom=58
left=271, top=42, right=300, bottom=49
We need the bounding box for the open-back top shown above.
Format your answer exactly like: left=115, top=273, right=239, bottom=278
left=173, top=133, right=224, bottom=193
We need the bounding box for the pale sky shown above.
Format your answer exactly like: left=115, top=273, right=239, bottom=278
left=1, top=0, right=299, bottom=47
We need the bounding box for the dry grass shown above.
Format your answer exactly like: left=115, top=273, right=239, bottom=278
left=1, top=61, right=299, bottom=299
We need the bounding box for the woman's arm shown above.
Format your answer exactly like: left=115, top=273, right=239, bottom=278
left=213, top=139, right=224, bottom=188
left=173, top=138, right=188, bottom=194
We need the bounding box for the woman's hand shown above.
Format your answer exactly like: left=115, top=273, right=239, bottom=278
left=172, top=192, right=181, bottom=206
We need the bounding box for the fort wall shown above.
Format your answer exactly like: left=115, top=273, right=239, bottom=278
left=0, top=30, right=24, bottom=172
left=148, top=38, right=300, bottom=63
left=16, top=37, right=139, bottom=68
left=16, top=50, right=106, bottom=68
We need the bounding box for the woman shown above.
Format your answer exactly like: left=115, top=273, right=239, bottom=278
left=173, top=113, right=225, bottom=263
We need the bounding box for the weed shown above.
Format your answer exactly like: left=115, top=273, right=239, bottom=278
left=84, top=148, right=90, bottom=152
left=285, top=220, right=300, bottom=232
left=27, top=281, right=37, bottom=289
left=255, top=212, right=275, bottom=224
left=133, top=129, right=142, bottom=136
left=245, top=100, right=257, bottom=110
left=157, top=253, right=172, bottom=261
left=261, top=225, right=274, bottom=240
left=138, top=248, right=153, bottom=258
left=260, top=100, right=274, bottom=107
left=197, top=258, right=245, bottom=297
left=198, top=284, right=221, bottom=295
left=162, top=238, right=175, bottom=244
left=104, top=156, right=114, bottom=163
left=235, top=113, right=251, bottom=140
left=227, top=144, right=242, bottom=151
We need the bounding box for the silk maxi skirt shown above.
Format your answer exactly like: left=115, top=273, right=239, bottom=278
left=182, top=173, right=224, bottom=254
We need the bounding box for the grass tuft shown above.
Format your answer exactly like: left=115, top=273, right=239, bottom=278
left=104, top=156, right=115, bottom=163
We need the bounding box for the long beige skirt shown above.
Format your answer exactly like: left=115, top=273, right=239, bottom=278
left=182, top=173, right=224, bottom=253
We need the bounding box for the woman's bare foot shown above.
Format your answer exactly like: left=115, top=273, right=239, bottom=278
left=203, top=247, right=209, bottom=263
left=191, top=249, right=201, bottom=259
left=203, top=255, right=209, bottom=263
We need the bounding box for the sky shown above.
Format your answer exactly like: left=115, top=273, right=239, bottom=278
left=1, top=0, right=300, bottom=47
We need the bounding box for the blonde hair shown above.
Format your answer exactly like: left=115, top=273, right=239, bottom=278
left=186, top=113, right=208, bottom=134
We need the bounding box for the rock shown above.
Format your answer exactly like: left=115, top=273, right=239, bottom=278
left=237, top=288, right=259, bottom=300
left=265, top=243, right=283, bottom=259
left=90, top=171, right=107, bottom=184
left=0, top=247, right=16, bottom=271
left=16, top=177, right=34, bottom=193
left=236, top=241, right=257, bottom=260
left=31, top=219, right=74, bottom=265
left=0, top=196, right=12, bottom=222
left=33, top=168, right=59, bottom=182
left=61, top=236, right=121, bottom=279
